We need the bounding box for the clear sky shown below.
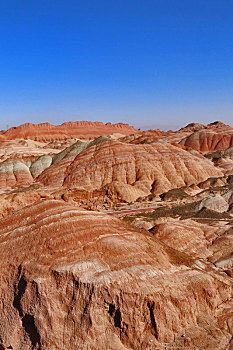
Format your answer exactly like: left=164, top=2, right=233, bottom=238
left=0, top=0, right=233, bottom=131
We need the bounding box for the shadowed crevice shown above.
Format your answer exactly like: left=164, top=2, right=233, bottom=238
left=108, top=304, right=121, bottom=328
left=13, top=267, right=41, bottom=349
left=22, top=314, right=41, bottom=349
left=147, top=301, right=158, bottom=339
left=114, top=309, right=121, bottom=328
left=13, top=274, right=27, bottom=317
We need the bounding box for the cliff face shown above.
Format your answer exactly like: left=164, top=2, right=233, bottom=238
left=0, top=200, right=232, bottom=350
left=37, top=138, right=223, bottom=202
left=1, top=121, right=137, bottom=141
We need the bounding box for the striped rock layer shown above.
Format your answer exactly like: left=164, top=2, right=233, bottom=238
left=179, top=127, right=233, bottom=153
left=0, top=200, right=232, bottom=349
left=1, top=121, right=137, bottom=142
left=38, top=139, right=223, bottom=202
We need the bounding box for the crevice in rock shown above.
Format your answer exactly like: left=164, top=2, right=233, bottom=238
left=22, top=314, right=41, bottom=349
left=108, top=304, right=122, bottom=329
left=81, top=285, right=94, bottom=321
left=147, top=301, right=158, bottom=339
left=108, top=303, right=115, bottom=316
left=13, top=273, right=27, bottom=317
left=114, top=309, right=121, bottom=328
left=72, top=277, right=79, bottom=300
left=0, top=344, right=13, bottom=349
left=13, top=267, right=41, bottom=349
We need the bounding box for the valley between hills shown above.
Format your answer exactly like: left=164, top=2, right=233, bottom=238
left=0, top=120, right=232, bottom=349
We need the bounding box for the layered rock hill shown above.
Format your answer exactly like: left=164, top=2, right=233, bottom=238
left=206, top=146, right=233, bottom=174
left=150, top=218, right=230, bottom=259
left=0, top=160, right=34, bottom=188
left=121, top=129, right=167, bottom=144
left=179, top=122, right=233, bottom=153
left=1, top=121, right=137, bottom=141
left=150, top=218, right=233, bottom=274
left=0, top=140, right=61, bottom=189
left=0, top=200, right=232, bottom=350
left=179, top=122, right=206, bottom=132
left=37, top=138, right=223, bottom=202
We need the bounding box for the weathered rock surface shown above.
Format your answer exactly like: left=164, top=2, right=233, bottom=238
left=206, top=146, right=233, bottom=174
left=179, top=122, right=206, bottom=132
left=207, top=146, right=233, bottom=160
left=150, top=218, right=233, bottom=276
left=2, top=121, right=137, bottom=141
left=0, top=160, right=33, bottom=188
left=180, top=125, right=233, bottom=153
left=38, top=138, right=223, bottom=202
left=0, top=200, right=232, bottom=350
left=150, top=218, right=228, bottom=258
left=0, top=120, right=233, bottom=349
left=223, top=189, right=233, bottom=206
left=121, top=129, right=167, bottom=144
left=198, top=194, right=229, bottom=213
left=0, top=140, right=62, bottom=188
left=29, top=155, right=53, bottom=178
left=0, top=189, right=44, bottom=218
left=0, top=140, right=60, bottom=162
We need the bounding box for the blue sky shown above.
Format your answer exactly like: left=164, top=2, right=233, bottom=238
left=0, top=0, right=233, bottom=130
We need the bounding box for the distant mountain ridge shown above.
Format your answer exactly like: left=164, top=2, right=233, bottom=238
left=1, top=121, right=137, bottom=141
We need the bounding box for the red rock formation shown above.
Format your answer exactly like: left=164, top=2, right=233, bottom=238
left=0, top=160, right=33, bottom=188
left=207, top=121, right=232, bottom=129
left=0, top=140, right=62, bottom=188
left=0, top=200, right=232, bottom=349
left=2, top=121, right=137, bottom=141
left=179, top=122, right=206, bottom=132
left=0, top=140, right=60, bottom=162
left=37, top=138, right=223, bottom=202
left=150, top=218, right=233, bottom=275
left=150, top=218, right=228, bottom=258
left=180, top=124, right=233, bottom=153
left=0, top=190, right=44, bottom=218
left=121, top=129, right=166, bottom=144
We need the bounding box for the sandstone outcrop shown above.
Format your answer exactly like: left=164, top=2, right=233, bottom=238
left=121, top=129, right=166, bottom=144
left=223, top=189, right=233, bottom=206
left=206, top=146, right=233, bottom=174
left=179, top=122, right=206, bottom=132
left=150, top=218, right=233, bottom=275
left=0, top=160, right=33, bottom=188
left=0, top=200, right=232, bottom=349
left=0, top=189, right=44, bottom=218
left=38, top=138, right=223, bottom=202
left=2, top=121, right=137, bottom=141
left=207, top=146, right=233, bottom=160
left=150, top=218, right=227, bottom=257
left=0, top=140, right=62, bottom=188
left=179, top=125, right=233, bottom=153
left=29, top=155, right=53, bottom=178
left=0, top=140, right=60, bottom=161
left=198, top=194, right=229, bottom=213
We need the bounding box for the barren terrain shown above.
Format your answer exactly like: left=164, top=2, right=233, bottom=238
left=0, top=120, right=232, bottom=349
